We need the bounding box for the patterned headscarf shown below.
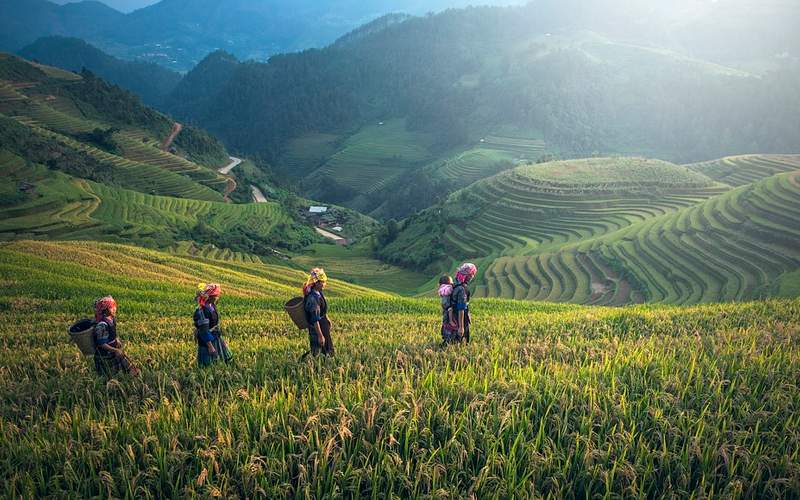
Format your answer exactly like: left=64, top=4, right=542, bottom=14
left=438, top=284, right=453, bottom=297
left=94, top=295, right=117, bottom=322
left=455, top=262, right=478, bottom=284
left=303, top=268, right=328, bottom=295
left=196, top=283, right=221, bottom=306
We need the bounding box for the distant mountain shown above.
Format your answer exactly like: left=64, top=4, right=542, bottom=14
left=0, top=0, right=122, bottom=51
left=1, top=0, right=525, bottom=71
left=19, top=36, right=181, bottom=106
left=49, top=0, right=157, bottom=13
left=163, top=3, right=800, bottom=164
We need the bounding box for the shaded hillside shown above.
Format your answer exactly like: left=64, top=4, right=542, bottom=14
left=19, top=36, right=181, bottom=106
left=167, top=6, right=800, bottom=178
left=0, top=53, right=228, bottom=178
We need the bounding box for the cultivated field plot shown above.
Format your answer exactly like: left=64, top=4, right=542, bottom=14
left=294, top=243, right=430, bottom=295
left=477, top=169, right=800, bottom=305
left=307, top=120, right=436, bottom=197
left=1, top=240, right=799, bottom=497
left=443, top=158, right=728, bottom=258
left=0, top=76, right=229, bottom=197
left=277, top=132, right=341, bottom=174
left=686, top=154, right=800, bottom=187
left=0, top=155, right=289, bottom=248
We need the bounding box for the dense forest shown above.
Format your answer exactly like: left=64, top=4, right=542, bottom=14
left=165, top=3, right=800, bottom=166
left=19, top=37, right=181, bottom=106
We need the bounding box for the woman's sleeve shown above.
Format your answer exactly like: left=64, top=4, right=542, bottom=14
left=194, top=308, right=214, bottom=343
left=305, top=295, right=322, bottom=325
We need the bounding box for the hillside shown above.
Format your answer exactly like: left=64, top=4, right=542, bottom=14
left=1, top=0, right=524, bottom=71
left=1, top=239, right=799, bottom=496
left=0, top=54, right=324, bottom=257
left=0, top=53, right=229, bottom=197
left=166, top=5, right=800, bottom=171
left=380, top=158, right=729, bottom=267
left=0, top=150, right=316, bottom=253
left=19, top=36, right=181, bottom=106
left=476, top=165, right=800, bottom=304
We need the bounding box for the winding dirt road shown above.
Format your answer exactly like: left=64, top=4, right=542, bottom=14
left=219, top=156, right=243, bottom=174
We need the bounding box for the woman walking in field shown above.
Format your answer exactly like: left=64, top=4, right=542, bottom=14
left=452, top=263, right=477, bottom=343
left=93, top=296, right=141, bottom=376
left=193, top=283, right=233, bottom=367
left=303, top=268, right=334, bottom=357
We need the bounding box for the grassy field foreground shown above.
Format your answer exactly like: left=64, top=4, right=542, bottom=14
left=1, top=241, right=799, bottom=498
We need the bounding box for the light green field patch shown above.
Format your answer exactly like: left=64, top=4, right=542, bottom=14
left=307, top=119, right=437, bottom=197
left=293, top=241, right=431, bottom=295
left=516, top=157, right=714, bottom=187
left=777, top=270, right=800, bottom=298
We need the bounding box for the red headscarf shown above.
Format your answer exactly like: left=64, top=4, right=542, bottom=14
left=196, top=283, right=221, bottom=307
left=94, top=295, right=117, bottom=322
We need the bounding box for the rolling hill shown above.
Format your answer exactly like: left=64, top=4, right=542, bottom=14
left=0, top=53, right=229, bottom=198
left=0, top=54, right=322, bottom=257
left=380, top=158, right=729, bottom=266
left=19, top=36, right=181, bottom=106
left=0, top=149, right=315, bottom=253
left=382, top=155, right=800, bottom=305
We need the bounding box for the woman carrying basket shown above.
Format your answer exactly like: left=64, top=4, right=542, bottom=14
left=193, top=283, right=233, bottom=367
left=303, top=268, right=334, bottom=357
left=93, top=296, right=140, bottom=376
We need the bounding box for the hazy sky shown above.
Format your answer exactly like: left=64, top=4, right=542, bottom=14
left=52, top=0, right=523, bottom=14
left=51, top=0, right=158, bottom=12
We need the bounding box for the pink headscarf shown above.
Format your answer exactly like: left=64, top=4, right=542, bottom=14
left=94, top=295, right=117, bottom=322
left=455, top=262, right=477, bottom=284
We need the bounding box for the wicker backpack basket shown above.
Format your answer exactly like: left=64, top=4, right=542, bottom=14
left=69, top=318, right=96, bottom=356
left=284, top=297, right=309, bottom=330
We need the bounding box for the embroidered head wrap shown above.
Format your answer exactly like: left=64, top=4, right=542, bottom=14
left=196, top=283, right=221, bottom=306
left=455, top=262, right=478, bottom=284
left=302, top=268, right=328, bottom=295
left=94, top=295, right=117, bottom=322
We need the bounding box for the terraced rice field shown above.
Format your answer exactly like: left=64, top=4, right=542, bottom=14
left=2, top=240, right=800, bottom=497
left=307, top=120, right=436, bottom=196
left=277, top=132, right=341, bottom=174
left=0, top=154, right=292, bottom=247
left=430, top=147, right=517, bottom=186
left=115, top=130, right=229, bottom=193
left=444, top=158, right=727, bottom=258
left=687, top=154, right=800, bottom=187
left=12, top=125, right=224, bottom=201
left=479, top=135, right=546, bottom=158
left=0, top=78, right=229, bottom=197
left=477, top=169, right=800, bottom=304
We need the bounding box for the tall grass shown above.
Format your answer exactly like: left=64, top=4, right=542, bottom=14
left=1, top=241, right=799, bottom=497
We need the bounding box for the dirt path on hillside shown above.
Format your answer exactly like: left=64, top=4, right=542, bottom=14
left=162, top=122, right=183, bottom=151
left=251, top=185, right=268, bottom=203
left=219, top=156, right=243, bottom=174
left=315, top=227, right=347, bottom=244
